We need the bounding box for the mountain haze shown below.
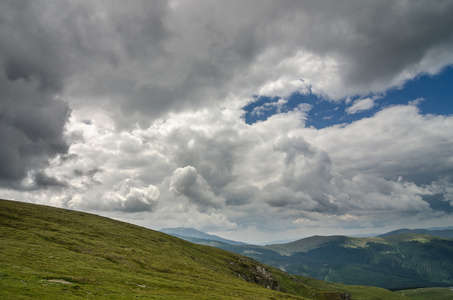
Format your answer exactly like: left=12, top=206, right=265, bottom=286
left=160, top=227, right=248, bottom=246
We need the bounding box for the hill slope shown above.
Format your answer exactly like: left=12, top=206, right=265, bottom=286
left=379, top=228, right=453, bottom=239
left=218, top=234, right=453, bottom=290
left=0, top=199, right=404, bottom=299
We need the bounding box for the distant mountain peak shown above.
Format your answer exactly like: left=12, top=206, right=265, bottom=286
left=159, top=227, right=248, bottom=245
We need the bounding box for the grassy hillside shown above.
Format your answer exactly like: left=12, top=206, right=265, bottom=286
left=0, top=199, right=406, bottom=299
left=218, top=234, right=453, bottom=290
left=397, top=287, right=453, bottom=299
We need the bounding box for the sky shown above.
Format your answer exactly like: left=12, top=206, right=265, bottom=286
left=1, top=0, right=453, bottom=244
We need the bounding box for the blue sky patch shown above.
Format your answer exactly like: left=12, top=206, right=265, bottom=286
left=243, top=66, right=453, bottom=129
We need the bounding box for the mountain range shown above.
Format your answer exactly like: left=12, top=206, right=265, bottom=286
left=162, top=227, right=453, bottom=290
left=160, top=227, right=249, bottom=246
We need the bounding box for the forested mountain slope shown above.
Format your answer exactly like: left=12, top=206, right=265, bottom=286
left=218, top=234, right=453, bottom=289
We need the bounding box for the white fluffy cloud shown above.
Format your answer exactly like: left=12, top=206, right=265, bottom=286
left=170, top=166, right=223, bottom=211
left=34, top=103, right=449, bottom=232
left=98, top=178, right=160, bottom=213
left=2, top=100, right=452, bottom=241
left=346, top=98, right=375, bottom=114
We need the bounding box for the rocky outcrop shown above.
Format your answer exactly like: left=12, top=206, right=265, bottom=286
left=341, top=292, right=352, bottom=300
left=227, top=258, right=285, bottom=292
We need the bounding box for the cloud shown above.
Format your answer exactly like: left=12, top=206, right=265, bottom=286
left=170, top=166, right=224, bottom=211
left=1, top=101, right=452, bottom=240
left=3, top=0, right=452, bottom=132
left=409, top=97, right=425, bottom=106
left=346, top=98, right=375, bottom=114
left=251, top=99, right=288, bottom=117
left=0, top=1, right=74, bottom=186
left=2, top=1, right=453, bottom=241
left=223, top=185, right=258, bottom=206
left=0, top=71, right=70, bottom=186
left=266, top=136, right=336, bottom=212
left=96, top=178, right=160, bottom=213
left=33, top=171, right=68, bottom=189
left=306, top=105, right=453, bottom=185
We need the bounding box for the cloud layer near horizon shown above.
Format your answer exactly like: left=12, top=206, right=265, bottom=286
left=1, top=0, right=453, bottom=241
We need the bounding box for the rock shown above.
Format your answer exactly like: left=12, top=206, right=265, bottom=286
left=228, top=258, right=285, bottom=292
left=341, top=292, right=352, bottom=300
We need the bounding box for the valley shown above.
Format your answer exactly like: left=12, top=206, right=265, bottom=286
left=162, top=228, right=453, bottom=290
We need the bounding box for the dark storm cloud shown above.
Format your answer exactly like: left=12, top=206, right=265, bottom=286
left=276, top=0, right=453, bottom=91
left=34, top=171, right=68, bottom=188
left=0, top=1, right=74, bottom=186
left=0, top=1, right=68, bottom=92
left=3, top=0, right=453, bottom=133
left=339, top=0, right=453, bottom=86
left=0, top=71, right=70, bottom=185
left=224, top=185, right=258, bottom=206
left=82, top=0, right=453, bottom=120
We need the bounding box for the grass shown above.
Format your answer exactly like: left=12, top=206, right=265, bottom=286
left=280, top=275, right=408, bottom=300
left=397, top=287, right=453, bottom=299
left=0, top=199, right=416, bottom=299
left=1, top=199, right=303, bottom=299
